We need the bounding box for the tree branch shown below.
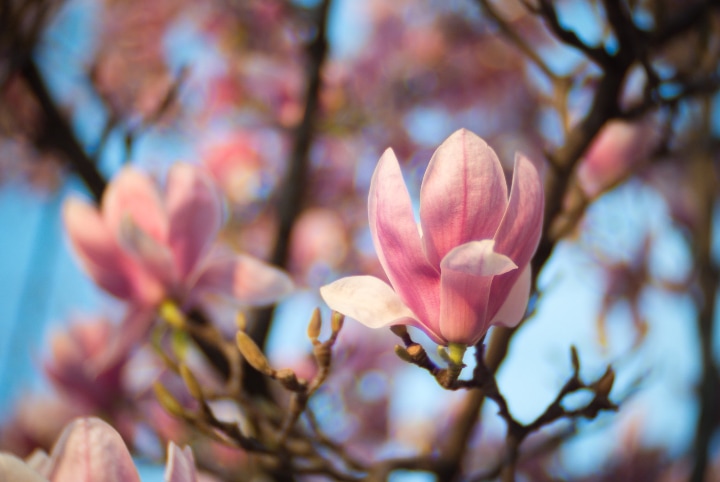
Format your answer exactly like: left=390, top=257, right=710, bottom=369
left=245, top=0, right=332, bottom=398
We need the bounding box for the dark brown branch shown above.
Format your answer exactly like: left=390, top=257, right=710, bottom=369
left=20, top=58, right=107, bottom=202
left=535, top=0, right=613, bottom=67
left=245, top=0, right=332, bottom=398
left=688, top=99, right=720, bottom=482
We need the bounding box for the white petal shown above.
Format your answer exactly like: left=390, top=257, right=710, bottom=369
left=320, top=276, right=418, bottom=329
left=0, top=453, right=47, bottom=482
left=490, top=265, right=532, bottom=328
left=441, top=240, right=517, bottom=276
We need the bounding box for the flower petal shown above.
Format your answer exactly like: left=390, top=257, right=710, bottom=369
left=118, top=215, right=178, bottom=290
left=490, top=264, right=531, bottom=328
left=442, top=240, right=517, bottom=276
left=320, top=276, right=445, bottom=344
left=102, top=167, right=168, bottom=244
left=438, top=240, right=517, bottom=345
left=420, top=129, right=508, bottom=268
left=164, top=443, right=197, bottom=482
left=166, top=164, right=223, bottom=279
left=488, top=153, right=543, bottom=319
left=46, top=418, right=140, bottom=482
left=193, top=253, right=293, bottom=306
left=369, top=148, right=440, bottom=330
left=63, top=197, right=136, bottom=300
left=0, top=453, right=47, bottom=482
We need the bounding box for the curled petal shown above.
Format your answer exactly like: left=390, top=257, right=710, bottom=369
left=46, top=418, right=140, bottom=482
left=102, top=167, right=168, bottom=244
left=488, top=153, right=543, bottom=319
left=166, top=164, right=223, bottom=279
left=193, top=253, right=293, bottom=306
left=490, top=264, right=531, bottom=328
left=441, top=240, right=517, bottom=276
left=420, top=128, right=508, bottom=268
left=0, top=453, right=47, bottom=482
left=439, top=240, right=517, bottom=345
left=369, top=149, right=440, bottom=328
left=320, top=276, right=444, bottom=344
left=164, top=443, right=197, bottom=482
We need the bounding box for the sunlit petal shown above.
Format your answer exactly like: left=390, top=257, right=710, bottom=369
left=420, top=128, right=508, bottom=268
left=369, top=148, right=440, bottom=328
left=166, top=164, right=223, bottom=279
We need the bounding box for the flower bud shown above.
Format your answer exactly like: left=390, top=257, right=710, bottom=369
left=160, top=301, right=186, bottom=329
left=236, top=332, right=273, bottom=375
left=307, top=308, right=322, bottom=343
left=179, top=364, right=203, bottom=401
left=154, top=382, right=185, bottom=418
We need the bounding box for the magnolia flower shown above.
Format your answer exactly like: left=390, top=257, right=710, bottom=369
left=63, top=163, right=293, bottom=309
left=0, top=417, right=201, bottom=481
left=321, top=129, right=544, bottom=347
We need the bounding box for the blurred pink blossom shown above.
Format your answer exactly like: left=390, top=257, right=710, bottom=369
left=289, top=207, right=348, bottom=284
left=577, top=119, right=660, bottom=197
left=321, top=129, right=544, bottom=346
left=44, top=318, right=130, bottom=412
left=202, top=136, right=264, bottom=205
left=0, top=417, right=202, bottom=481
left=63, top=163, right=293, bottom=311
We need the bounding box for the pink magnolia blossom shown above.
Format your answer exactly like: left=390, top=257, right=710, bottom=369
left=0, top=417, right=202, bottom=482
left=44, top=318, right=130, bottom=412
left=321, top=129, right=544, bottom=346
left=63, top=163, right=293, bottom=310
left=577, top=119, right=660, bottom=197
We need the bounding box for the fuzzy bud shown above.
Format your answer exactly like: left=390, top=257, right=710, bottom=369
left=307, top=308, right=322, bottom=343
left=179, top=364, right=203, bottom=401
left=154, top=382, right=185, bottom=418
left=237, top=332, right=273, bottom=375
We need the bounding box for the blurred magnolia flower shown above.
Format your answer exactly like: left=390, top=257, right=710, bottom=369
left=321, top=129, right=544, bottom=347
left=44, top=318, right=130, bottom=412
left=289, top=207, right=348, bottom=285
left=0, top=417, right=201, bottom=482
left=202, top=135, right=265, bottom=205
left=577, top=119, right=660, bottom=197
left=63, top=163, right=293, bottom=310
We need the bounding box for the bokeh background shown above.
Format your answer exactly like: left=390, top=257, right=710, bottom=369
left=1, top=0, right=719, bottom=480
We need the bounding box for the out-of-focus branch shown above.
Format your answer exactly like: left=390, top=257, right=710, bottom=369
left=534, top=0, right=613, bottom=66
left=688, top=99, right=720, bottom=482
left=20, top=58, right=107, bottom=202
left=476, top=0, right=558, bottom=81
left=245, top=0, right=332, bottom=397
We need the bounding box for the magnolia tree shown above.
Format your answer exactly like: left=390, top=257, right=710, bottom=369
left=0, top=0, right=719, bottom=481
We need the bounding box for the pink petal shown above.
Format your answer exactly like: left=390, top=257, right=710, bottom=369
left=165, top=164, right=223, bottom=279
left=164, top=443, right=197, bottom=482
left=63, top=198, right=135, bottom=300
left=487, top=153, right=544, bottom=320
left=420, top=129, right=508, bottom=268
left=438, top=241, right=518, bottom=345
left=192, top=253, right=293, bottom=306
left=369, top=148, right=440, bottom=329
left=320, top=276, right=445, bottom=344
left=490, top=264, right=531, bottom=328
left=102, top=167, right=168, bottom=245
left=94, top=308, right=155, bottom=374
left=0, top=453, right=47, bottom=482
left=118, top=215, right=178, bottom=291
left=46, top=418, right=140, bottom=482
